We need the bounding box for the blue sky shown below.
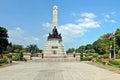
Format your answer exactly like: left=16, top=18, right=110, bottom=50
left=0, top=0, right=120, bottom=50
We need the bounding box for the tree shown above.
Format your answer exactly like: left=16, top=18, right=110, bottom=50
left=20, top=49, right=26, bottom=53
left=85, top=44, right=95, bottom=53
left=66, top=48, right=75, bottom=53
left=6, top=45, right=13, bottom=53
left=13, top=52, right=23, bottom=61
left=67, top=28, right=120, bottom=56
left=26, top=44, right=39, bottom=53
left=93, top=33, right=111, bottom=54
left=12, top=44, right=23, bottom=53
left=115, top=28, right=120, bottom=47
left=0, top=26, right=9, bottom=58
left=77, top=45, right=85, bottom=53
left=85, top=44, right=93, bottom=50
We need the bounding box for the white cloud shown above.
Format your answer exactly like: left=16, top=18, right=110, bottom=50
left=81, top=12, right=96, bottom=19
left=42, top=22, right=52, bottom=28
left=42, top=12, right=100, bottom=43
left=110, top=20, right=116, bottom=23
left=105, top=14, right=110, bottom=19
left=76, top=18, right=100, bottom=28
left=8, top=27, right=40, bottom=46
left=104, top=14, right=117, bottom=23
left=59, top=12, right=100, bottom=40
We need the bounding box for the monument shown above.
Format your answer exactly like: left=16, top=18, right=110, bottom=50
left=42, top=5, right=66, bottom=58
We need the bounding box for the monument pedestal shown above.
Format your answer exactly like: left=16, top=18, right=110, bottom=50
left=43, top=39, right=66, bottom=58
left=42, top=5, right=66, bottom=58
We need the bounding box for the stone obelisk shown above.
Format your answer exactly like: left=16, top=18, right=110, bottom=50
left=52, top=5, right=58, bottom=29
left=42, top=5, right=66, bottom=58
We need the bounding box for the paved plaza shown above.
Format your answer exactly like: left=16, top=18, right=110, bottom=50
left=0, top=60, right=120, bottom=80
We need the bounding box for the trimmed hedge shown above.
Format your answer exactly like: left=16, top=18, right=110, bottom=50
left=92, top=54, right=98, bottom=58
left=96, top=59, right=102, bottom=63
left=0, top=58, right=7, bottom=64
left=82, top=57, right=92, bottom=61
left=109, top=60, right=120, bottom=65
left=4, top=54, right=12, bottom=58
left=13, top=53, right=23, bottom=61
left=103, top=54, right=109, bottom=58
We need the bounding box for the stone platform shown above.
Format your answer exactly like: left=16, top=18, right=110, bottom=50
left=1, top=61, right=120, bottom=80
left=43, top=39, right=66, bottom=57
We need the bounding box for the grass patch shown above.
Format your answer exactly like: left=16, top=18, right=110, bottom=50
left=0, top=64, right=2, bottom=66
left=94, top=61, right=120, bottom=70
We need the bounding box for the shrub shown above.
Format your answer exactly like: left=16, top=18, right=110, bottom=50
left=96, top=59, right=102, bottom=63
left=19, top=52, right=23, bottom=60
left=116, top=55, right=120, bottom=59
left=0, top=58, right=7, bottom=64
left=109, top=60, right=120, bottom=65
left=103, top=54, right=109, bottom=59
left=98, top=55, right=103, bottom=59
left=80, top=53, right=83, bottom=60
left=13, top=53, right=23, bottom=61
left=13, top=54, right=20, bottom=61
left=92, top=54, right=98, bottom=58
left=82, top=57, right=92, bottom=61
left=4, top=54, right=12, bottom=58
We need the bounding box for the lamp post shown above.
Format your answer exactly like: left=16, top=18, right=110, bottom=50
left=109, top=45, right=112, bottom=59
left=109, top=37, right=116, bottom=60
left=113, top=37, right=116, bottom=59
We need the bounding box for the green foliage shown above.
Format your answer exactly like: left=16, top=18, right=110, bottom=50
left=92, top=53, right=98, bottom=58
left=20, top=49, right=26, bottom=53
left=6, top=45, right=13, bottom=53
left=66, top=48, right=75, bottom=53
left=80, top=53, right=83, bottom=60
left=14, top=49, right=20, bottom=53
left=74, top=44, right=95, bottom=54
left=96, top=59, right=102, bottom=63
left=12, top=45, right=23, bottom=53
left=4, top=54, right=12, bottom=58
left=82, top=57, right=92, bottom=61
left=103, top=53, right=109, bottom=58
left=26, top=44, right=39, bottom=53
left=116, top=50, right=120, bottom=59
left=0, top=26, right=7, bottom=33
left=78, top=45, right=86, bottom=53
left=115, top=28, right=120, bottom=47
left=13, top=54, right=20, bottom=61
left=0, top=58, right=7, bottom=64
left=19, top=53, right=23, bottom=60
left=13, top=53, right=23, bottom=61
left=0, top=26, right=9, bottom=53
left=93, top=33, right=111, bottom=54
left=85, top=44, right=95, bottom=53
left=91, top=28, right=120, bottom=55
left=80, top=53, right=92, bottom=61
left=109, top=60, right=120, bottom=65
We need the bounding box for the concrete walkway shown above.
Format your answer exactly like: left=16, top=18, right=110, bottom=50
left=0, top=61, right=120, bottom=80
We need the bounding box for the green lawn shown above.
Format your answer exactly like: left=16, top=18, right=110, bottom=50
left=94, top=61, right=120, bottom=71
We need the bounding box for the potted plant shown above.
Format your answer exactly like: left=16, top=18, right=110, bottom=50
left=103, top=53, right=110, bottom=64
left=92, top=53, right=98, bottom=62
left=6, top=54, right=12, bottom=63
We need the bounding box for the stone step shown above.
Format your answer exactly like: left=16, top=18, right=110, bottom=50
left=32, top=58, right=77, bottom=62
